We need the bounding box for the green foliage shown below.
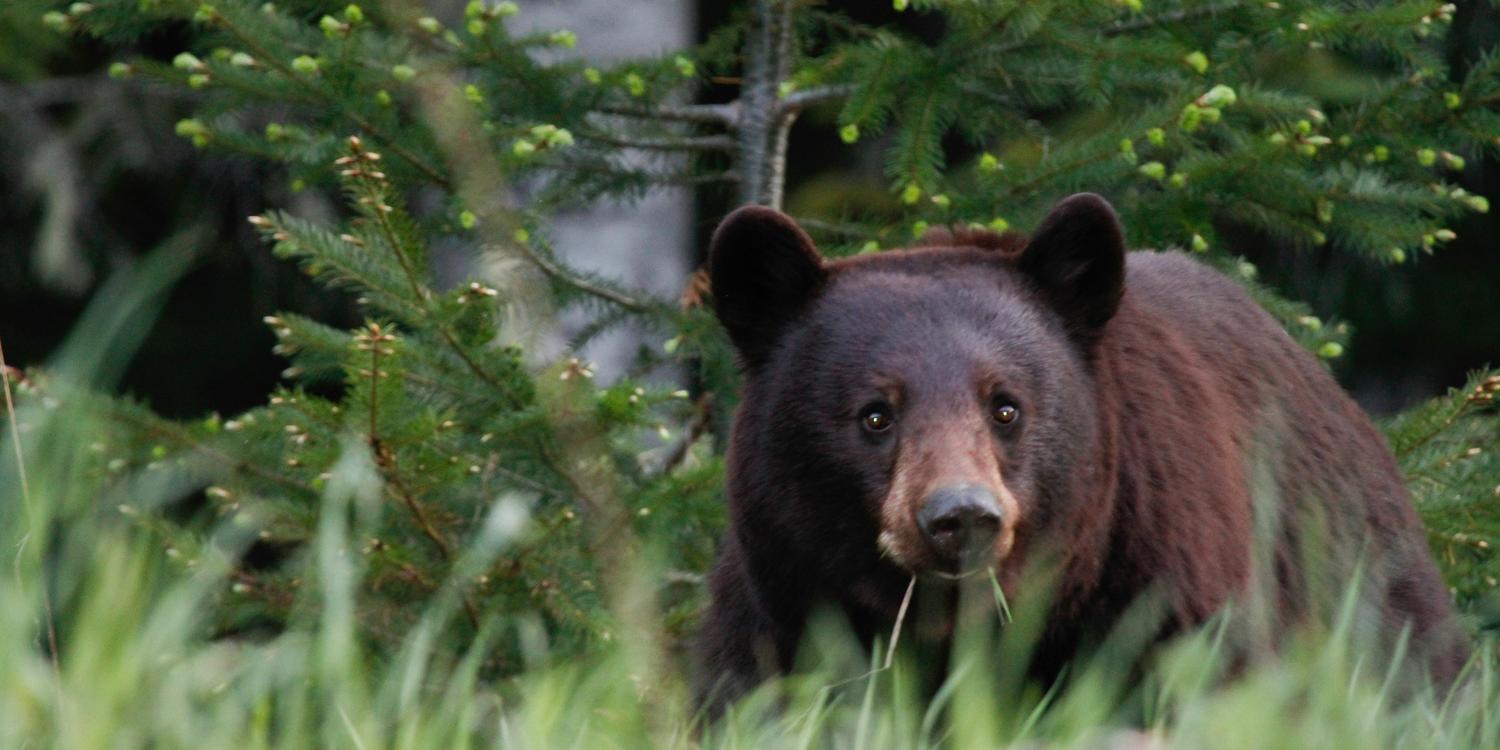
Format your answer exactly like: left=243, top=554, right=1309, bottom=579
left=1391, top=372, right=1500, bottom=618
left=6, top=0, right=1500, bottom=741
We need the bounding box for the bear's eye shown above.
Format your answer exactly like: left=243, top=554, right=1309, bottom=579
left=859, top=404, right=895, bottom=433
left=992, top=401, right=1019, bottom=426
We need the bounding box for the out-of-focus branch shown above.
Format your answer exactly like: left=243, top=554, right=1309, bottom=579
left=592, top=102, right=740, bottom=126
left=776, top=83, right=856, bottom=116
left=579, top=131, right=736, bottom=152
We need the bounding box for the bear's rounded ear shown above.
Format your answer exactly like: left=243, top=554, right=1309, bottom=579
left=1017, top=193, right=1126, bottom=344
left=709, top=206, right=827, bottom=369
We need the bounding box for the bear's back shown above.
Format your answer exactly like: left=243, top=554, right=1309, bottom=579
left=1104, top=250, right=1465, bottom=682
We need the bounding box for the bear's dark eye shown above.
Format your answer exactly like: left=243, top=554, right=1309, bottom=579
left=860, top=404, right=895, bottom=433
left=992, top=401, right=1019, bottom=426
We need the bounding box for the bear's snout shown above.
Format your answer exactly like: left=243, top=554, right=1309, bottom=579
left=918, top=484, right=1002, bottom=565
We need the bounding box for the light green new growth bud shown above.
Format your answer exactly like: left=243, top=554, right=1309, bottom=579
left=319, top=15, right=345, bottom=36
left=1468, top=196, right=1490, bottom=213
left=1337, top=135, right=1351, bottom=147
left=901, top=184, right=921, bottom=204
left=1295, top=119, right=1312, bottom=135
left=625, top=72, right=645, bottom=97
left=1389, top=247, right=1406, bottom=263
left=467, top=19, right=487, bottom=35
left=1318, top=342, right=1344, bottom=359
left=496, top=1, right=519, bottom=16
left=839, top=124, right=859, bottom=144
left=1168, top=172, right=1187, bottom=188
left=988, top=217, right=1010, bottom=232
left=459, top=210, right=477, bottom=229
left=230, top=52, right=256, bottom=67
left=1298, top=315, right=1323, bottom=331
left=1442, top=151, right=1465, bottom=170
left=464, top=84, right=483, bottom=103
left=392, top=64, right=415, bottom=81
left=1119, top=138, right=1135, bottom=153
left=1316, top=199, right=1333, bottom=224
left=674, top=55, right=696, bottom=77
left=893, top=0, right=909, bottom=10
left=979, top=152, right=1001, bottom=171
left=42, top=11, right=70, bottom=32
left=1146, top=127, right=1165, bottom=146
left=173, top=52, right=204, bottom=71
left=1118, top=0, right=1142, bottom=11
left=418, top=16, right=441, bottom=33
left=343, top=4, right=364, bottom=23
left=1178, top=104, right=1202, bottom=133
left=513, top=228, right=529, bottom=243
left=193, top=4, right=215, bottom=22
left=465, top=0, right=486, bottom=19
left=375, top=90, right=391, bottom=106
left=1199, top=106, right=1221, bottom=124
left=1138, top=161, right=1167, bottom=181
left=1183, top=51, right=1209, bottom=74
left=512, top=140, right=536, bottom=157
left=777, top=81, right=795, bottom=98
left=1434, top=228, right=1457, bottom=242
left=860, top=241, right=880, bottom=254
left=1190, top=233, right=1208, bottom=252
left=1237, top=260, right=1257, bottom=278
left=550, top=30, right=576, bottom=48
left=1372, top=145, right=1389, bottom=161
left=1297, top=143, right=1318, bottom=157
left=188, top=73, right=211, bottom=89
left=1417, top=148, right=1436, bottom=166
left=583, top=67, right=601, bottom=84
left=1268, top=132, right=1288, bottom=145
left=108, top=62, right=134, bottom=79
left=69, top=2, right=94, bottom=13
left=291, top=55, right=319, bottom=75
left=175, top=118, right=207, bottom=137
left=930, top=194, right=951, bottom=208
left=1310, top=230, right=1327, bottom=245
left=265, top=122, right=285, bottom=141
left=911, top=220, right=929, bottom=238
left=1444, top=92, right=1462, bottom=109
left=1198, top=84, right=1236, bottom=107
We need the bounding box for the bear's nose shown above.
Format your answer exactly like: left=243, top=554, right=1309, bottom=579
left=918, top=485, right=1002, bottom=564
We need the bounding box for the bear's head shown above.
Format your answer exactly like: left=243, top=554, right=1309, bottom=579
left=710, top=194, right=1126, bottom=605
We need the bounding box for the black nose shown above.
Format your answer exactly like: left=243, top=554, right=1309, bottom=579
left=918, top=485, right=1002, bottom=562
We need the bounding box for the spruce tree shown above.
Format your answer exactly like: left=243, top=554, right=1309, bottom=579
left=19, top=0, right=1500, bottom=670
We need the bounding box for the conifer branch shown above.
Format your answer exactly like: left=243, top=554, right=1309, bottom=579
left=592, top=102, right=739, bottom=126
left=578, top=131, right=736, bottom=152
left=208, top=10, right=451, bottom=188
left=337, top=139, right=529, bottom=399
left=776, top=84, right=857, bottom=116
left=506, top=239, right=652, bottom=312
left=1104, top=1, right=1248, bottom=35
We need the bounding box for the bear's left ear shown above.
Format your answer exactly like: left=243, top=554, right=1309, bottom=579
left=709, top=206, right=827, bottom=369
left=1017, top=193, right=1126, bottom=344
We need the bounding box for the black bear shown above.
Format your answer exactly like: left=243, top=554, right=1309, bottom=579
left=695, top=193, right=1467, bottom=713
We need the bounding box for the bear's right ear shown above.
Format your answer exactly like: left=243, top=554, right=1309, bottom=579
left=709, top=206, right=827, bottom=369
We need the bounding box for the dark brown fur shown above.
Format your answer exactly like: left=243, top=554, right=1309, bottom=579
left=696, top=194, right=1467, bottom=715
